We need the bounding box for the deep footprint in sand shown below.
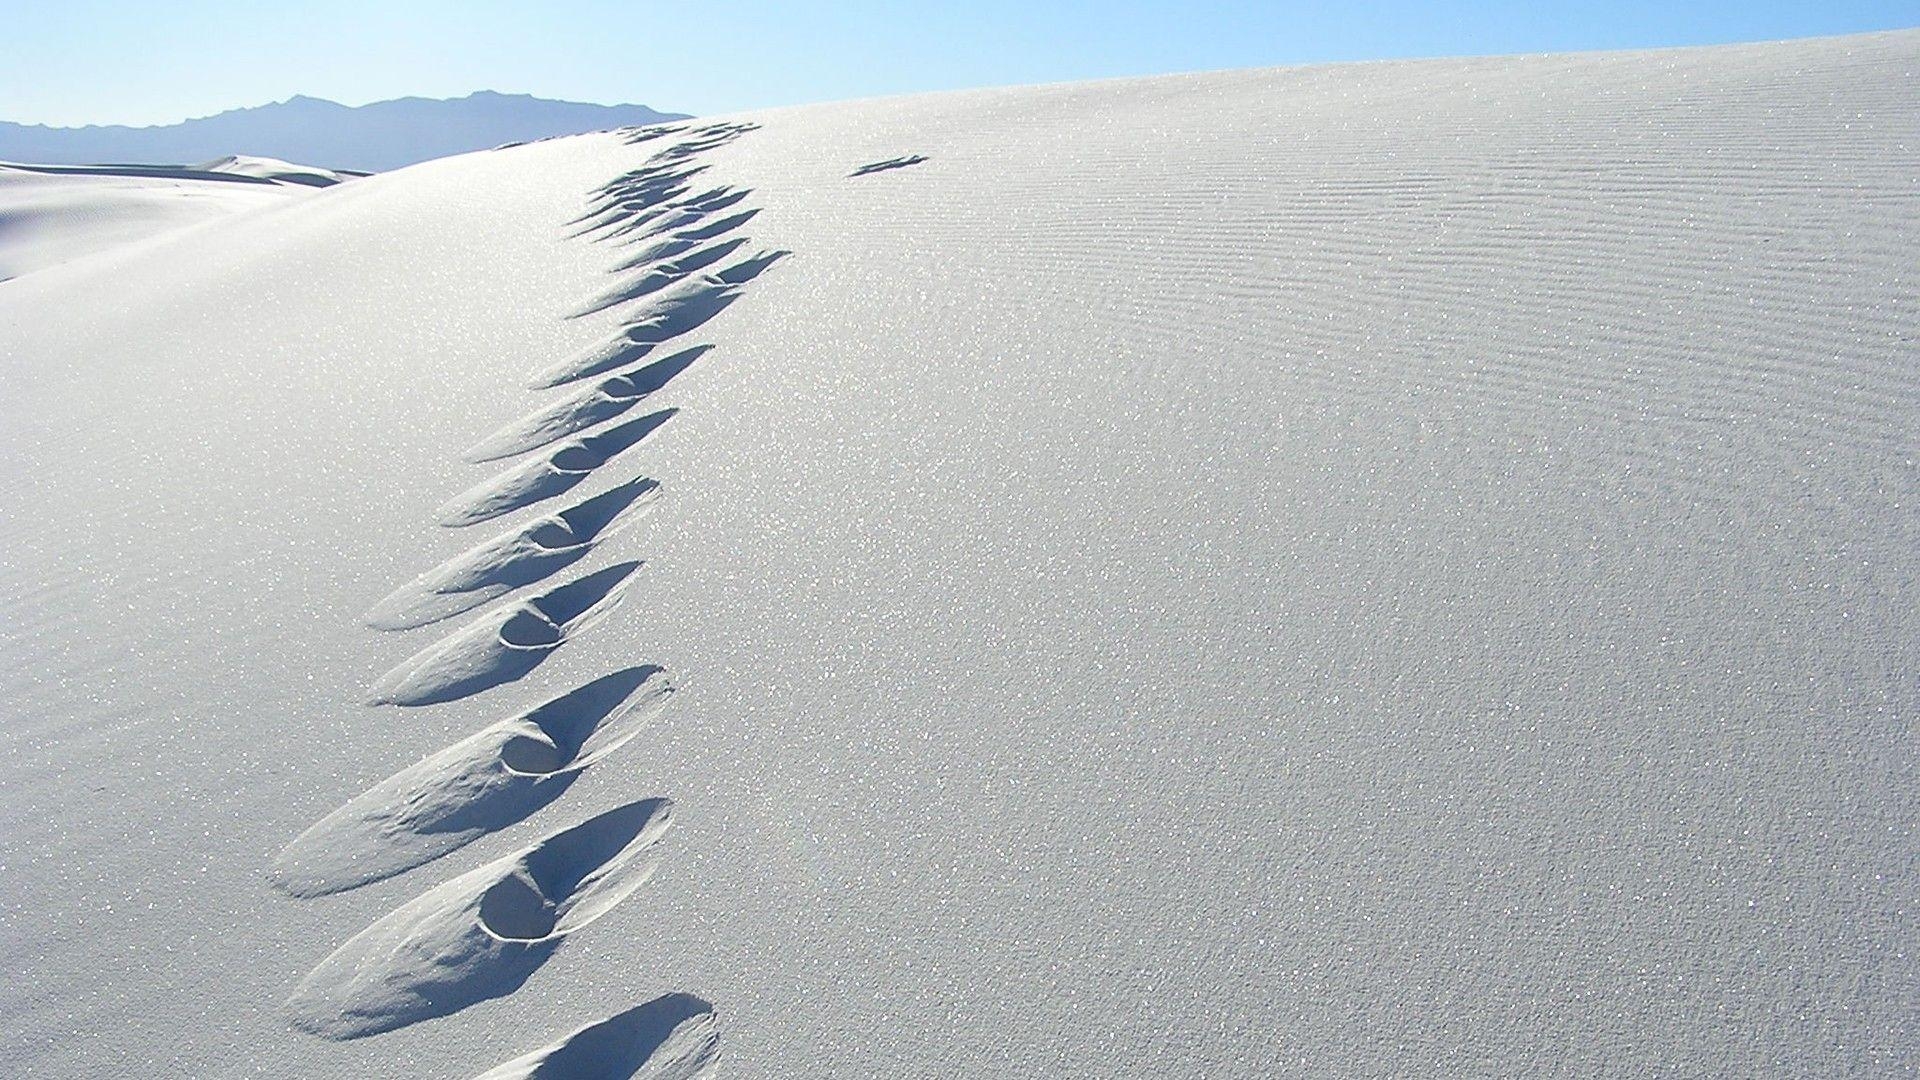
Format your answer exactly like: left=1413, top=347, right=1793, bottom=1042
left=621, top=124, right=690, bottom=146
left=369, top=477, right=660, bottom=630
left=468, top=349, right=707, bottom=464
left=591, top=161, right=709, bottom=201
left=596, top=166, right=715, bottom=198
left=286, top=798, right=674, bottom=1039
left=604, top=189, right=753, bottom=247
left=711, top=249, right=786, bottom=286
left=571, top=188, right=690, bottom=238
left=851, top=154, right=928, bottom=176
left=610, top=209, right=760, bottom=274
left=570, top=169, right=710, bottom=232
left=590, top=160, right=706, bottom=200
left=533, top=285, right=742, bottom=388
left=576, top=237, right=750, bottom=317
left=595, top=186, right=747, bottom=244
left=587, top=160, right=703, bottom=197
left=645, top=124, right=759, bottom=163
left=439, top=409, right=676, bottom=527
left=472, top=993, right=720, bottom=1080
left=273, top=667, right=672, bottom=897
left=573, top=179, right=713, bottom=240
left=369, top=561, right=639, bottom=707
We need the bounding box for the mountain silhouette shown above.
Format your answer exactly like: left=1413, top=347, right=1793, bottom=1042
left=0, top=92, right=688, bottom=172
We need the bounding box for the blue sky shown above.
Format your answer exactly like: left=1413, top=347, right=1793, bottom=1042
left=5, top=0, right=1917, bottom=126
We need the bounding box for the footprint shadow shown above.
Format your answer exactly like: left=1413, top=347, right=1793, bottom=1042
left=369, top=476, right=661, bottom=631
left=439, top=409, right=676, bottom=527
left=592, top=160, right=707, bottom=201
left=609, top=208, right=760, bottom=275
left=593, top=186, right=743, bottom=244
left=576, top=236, right=751, bottom=317
left=537, top=287, right=739, bottom=384
left=273, top=667, right=672, bottom=897
left=369, top=561, right=640, bottom=707
left=470, top=348, right=706, bottom=464
left=851, top=154, right=928, bottom=176
left=570, top=167, right=710, bottom=231
left=604, top=189, right=752, bottom=247
left=472, top=993, right=719, bottom=1080
left=621, top=124, right=691, bottom=146
left=712, top=249, right=786, bottom=286
left=644, top=122, right=760, bottom=161
left=286, top=798, right=674, bottom=1039
left=569, top=186, right=689, bottom=239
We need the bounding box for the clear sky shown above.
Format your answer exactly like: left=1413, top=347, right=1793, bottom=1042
left=5, top=0, right=1917, bottom=126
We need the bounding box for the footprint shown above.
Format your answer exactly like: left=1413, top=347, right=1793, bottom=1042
left=286, top=798, right=674, bottom=1039
left=597, top=163, right=710, bottom=200
left=609, top=190, right=753, bottom=247
left=690, top=120, right=759, bottom=136
left=602, top=156, right=706, bottom=183
left=598, top=187, right=752, bottom=245
left=570, top=187, right=692, bottom=239
left=588, top=162, right=705, bottom=206
left=656, top=207, right=760, bottom=246
left=576, top=237, right=751, bottom=317
left=651, top=124, right=759, bottom=161
left=610, top=209, right=760, bottom=275
left=601, top=237, right=706, bottom=280
left=532, top=332, right=678, bottom=393
left=536, top=281, right=744, bottom=385
left=622, top=124, right=691, bottom=146
left=593, top=203, right=690, bottom=244
left=273, top=667, right=672, bottom=897
left=471, top=994, right=719, bottom=1080
left=851, top=154, right=928, bottom=177
left=469, top=349, right=707, bottom=465
left=575, top=175, right=722, bottom=238
left=592, top=184, right=734, bottom=241
left=368, top=477, right=660, bottom=630
left=439, top=409, right=676, bottom=527
left=369, top=561, right=639, bottom=707
left=712, top=249, right=787, bottom=286
left=578, top=166, right=711, bottom=221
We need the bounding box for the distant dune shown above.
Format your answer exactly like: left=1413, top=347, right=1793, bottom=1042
left=196, top=154, right=355, bottom=187
left=0, top=157, right=337, bottom=279
left=0, top=31, right=1914, bottom=1080
left=0, top=91, right=688, bottom=172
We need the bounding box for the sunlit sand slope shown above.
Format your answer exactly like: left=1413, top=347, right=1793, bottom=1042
left=0, top=30, right=1914, bottom=1079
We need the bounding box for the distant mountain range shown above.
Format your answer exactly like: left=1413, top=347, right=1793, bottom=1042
left=0, top=92, right=690, bottom=172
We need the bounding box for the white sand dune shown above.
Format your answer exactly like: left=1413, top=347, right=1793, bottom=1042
left=0, top=159, right=331, bottom=280
left=0, top=30, right=1915, bottom=1079
left=196, top=154, right=355, bottom=187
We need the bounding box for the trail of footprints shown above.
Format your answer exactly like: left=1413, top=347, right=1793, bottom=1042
left=273, top=120, right=775, bottom=1076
